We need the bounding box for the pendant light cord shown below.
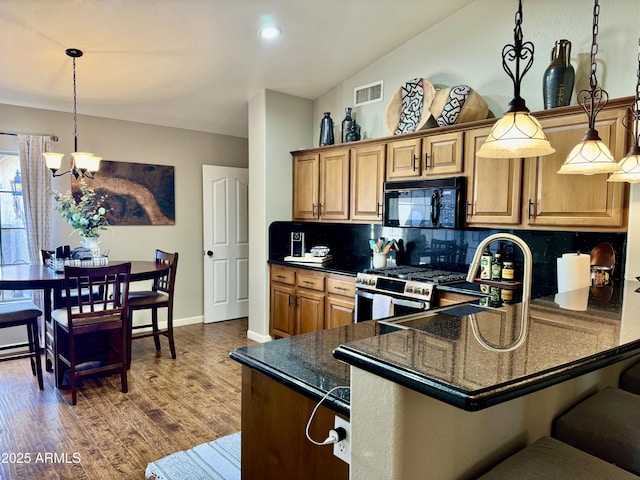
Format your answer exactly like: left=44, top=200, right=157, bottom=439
left=72, top=55, right=79, bottom=152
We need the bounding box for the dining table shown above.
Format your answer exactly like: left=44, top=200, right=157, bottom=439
left=0, top=260, right=170, bottom=372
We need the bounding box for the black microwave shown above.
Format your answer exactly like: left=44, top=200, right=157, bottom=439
left=383, top=177, right=466, bottom=229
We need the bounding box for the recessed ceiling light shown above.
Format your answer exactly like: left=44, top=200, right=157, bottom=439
left=259, top=26, right=282, bottom=39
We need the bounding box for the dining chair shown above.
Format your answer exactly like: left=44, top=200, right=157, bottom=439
left=52, top=262, right=131, bottom=405
left=127, top=250, right=178, bottom=368
left=41, top=250, right=102, bottom=308
left=0, top=301, right=43, bottom=390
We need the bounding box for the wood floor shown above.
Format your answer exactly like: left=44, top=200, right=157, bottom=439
left=0, top=318, right=253, bottom=480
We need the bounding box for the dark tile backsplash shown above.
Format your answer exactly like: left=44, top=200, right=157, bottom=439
left=269, top=221, right=627, bottom=298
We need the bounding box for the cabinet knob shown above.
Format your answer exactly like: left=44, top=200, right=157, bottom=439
left=466, top=201, right=472, bottom=218
left=425, top=153, right=430, bottom=170
left=413, top=155, right=419, bottom=171
left=312, top=203, right=317, bottom=217
left=377, top=202, right=383, bottom=217
left=528, top=199, right=536, bottom=219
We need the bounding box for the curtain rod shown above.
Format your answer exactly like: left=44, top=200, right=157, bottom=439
left=0, top=131, right=58, bottom=141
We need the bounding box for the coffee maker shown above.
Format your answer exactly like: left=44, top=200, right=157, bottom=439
left=290, top=232, right=305, bottom=257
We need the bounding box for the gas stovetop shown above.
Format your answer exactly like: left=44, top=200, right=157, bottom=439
left=363, top=266, right=467, bottom=285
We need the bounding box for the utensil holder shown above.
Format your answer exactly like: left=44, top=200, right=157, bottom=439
left=373, top=253, right=387, bottom=269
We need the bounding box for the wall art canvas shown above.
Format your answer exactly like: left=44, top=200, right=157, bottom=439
left=72, top=160, right=175, bottom=226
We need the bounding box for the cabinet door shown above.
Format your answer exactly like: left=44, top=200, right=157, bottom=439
left=293, top=152, right=320, bottom=220
left=350, top=144, right=386, bottom=222
left=526, top=109, right=627, bottom=228
left=422, top=131, right=464, bottom=176
left=319, top=148, right=350, bottom=220
left=465, top=126, right=523, bottom=226
left=386, top=138, right=422, bottom=180
left=296, top=289, right=325, bottom=335
left=270, top=283, right=296, bottom=337
left=325, top=296, right=355, bottom=329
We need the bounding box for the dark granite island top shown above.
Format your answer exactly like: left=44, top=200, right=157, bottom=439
left=334, top=281, right=640, bottom=411
left=232, top=280, right=640, bottom=418
left=230, top=321, right=379, bottom=417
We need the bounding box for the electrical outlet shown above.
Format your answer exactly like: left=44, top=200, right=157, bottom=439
left=333, top=415, right=351, bottom=464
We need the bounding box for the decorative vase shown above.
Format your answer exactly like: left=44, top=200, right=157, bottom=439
left=543, top=39, right=575, bottom=109
left=82, top=237, right=101, bottom=258
left=319, top=112, right=334, bottom=146
left=341, top=107, right=354, bottom=143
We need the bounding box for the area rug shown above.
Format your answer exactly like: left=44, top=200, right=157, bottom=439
left=145, top=432, right=241, bottom=480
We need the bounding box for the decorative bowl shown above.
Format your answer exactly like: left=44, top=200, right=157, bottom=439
left=310, top=246, right=330, bottom=257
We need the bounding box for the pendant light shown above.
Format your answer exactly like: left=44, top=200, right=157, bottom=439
left=608, top=36, right=640, bottom=183
left=43, top=48, right=101, bottom=179
left=477, top=0, right=555, bottom=159
left=558, top=1, right=621, bottom=175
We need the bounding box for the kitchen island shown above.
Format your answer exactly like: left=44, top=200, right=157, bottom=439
left=232, top=280, right=640, bottom=479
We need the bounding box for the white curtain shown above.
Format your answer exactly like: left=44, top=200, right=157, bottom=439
left=17, top=134, right=52, bottom=264
left=17, top=135, right=52, bottom=345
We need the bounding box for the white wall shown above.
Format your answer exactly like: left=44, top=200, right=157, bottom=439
left=248, top=90, right=313, bottom=341
left=0, top=103, right=248, bottom=324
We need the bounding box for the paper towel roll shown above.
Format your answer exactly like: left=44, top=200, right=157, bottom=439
left=557, top=253, right=591, bottom=293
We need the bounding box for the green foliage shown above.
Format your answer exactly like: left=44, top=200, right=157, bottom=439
left=51, top=181, right=110, bottom=238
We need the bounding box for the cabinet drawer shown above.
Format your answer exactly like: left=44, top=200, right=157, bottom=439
left=297, top=273, right=325, bottom=291
left=271, top=266, right=295, bottom=285
left=326, top=278, right=356, bottom=298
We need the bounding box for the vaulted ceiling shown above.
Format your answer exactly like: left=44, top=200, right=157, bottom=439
left=0, top=1, right=475, bottom=138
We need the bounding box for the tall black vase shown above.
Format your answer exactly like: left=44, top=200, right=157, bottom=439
left=543, top=39, right=575, bottom=109
left=319, top=112, right=334, bottom=146
left=341, top=107, right=354, bottom=143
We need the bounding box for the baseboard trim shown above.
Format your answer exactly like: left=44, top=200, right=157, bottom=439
left=247, top=329, right=272, bottom=343
left=132, top=315, right=203, bottom=332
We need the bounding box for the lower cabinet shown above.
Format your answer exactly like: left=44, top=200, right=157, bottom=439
left=270, top=265, right=355, bottom=337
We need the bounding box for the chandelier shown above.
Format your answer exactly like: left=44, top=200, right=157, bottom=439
left=476, top=0, right=555, bottom=159
left=43, top=48, right=101, bottom=179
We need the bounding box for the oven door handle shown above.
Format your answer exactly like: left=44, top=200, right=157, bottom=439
left=392, top=297, right=428, bottom=310
left=356, top=290, right=428, bottom=311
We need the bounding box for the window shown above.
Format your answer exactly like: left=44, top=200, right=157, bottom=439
left=0, top=152, right=30, bottom=301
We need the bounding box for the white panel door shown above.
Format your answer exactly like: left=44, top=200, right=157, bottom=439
left=203, top=165, right=249, bottom=323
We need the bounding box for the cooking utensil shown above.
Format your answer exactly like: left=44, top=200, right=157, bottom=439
left=590, top=242, right=615, bottom=269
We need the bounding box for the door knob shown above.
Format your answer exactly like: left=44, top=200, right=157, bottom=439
left=206, top=250, right=214, bottom=257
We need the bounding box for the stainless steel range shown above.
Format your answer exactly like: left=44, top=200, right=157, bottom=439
left=355, top=266, right=467, bottom=322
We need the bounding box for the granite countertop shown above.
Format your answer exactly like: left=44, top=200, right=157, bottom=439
left=232, top=279, right=640, bottom=415
left=268, top=256, right=371, bottom=277
left=335, top=281, right=640, bottom=411
left=230, top=321, right=380, bottom=417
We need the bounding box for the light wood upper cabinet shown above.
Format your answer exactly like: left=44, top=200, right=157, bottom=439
left=292, top=149, right=349, bottom=221
left=386, top=137, right=422, bottom=179
left=422, top=131, right=464, bottom=176
left=386, top=132, right=463, bottom=181
left=350, top=144, right=386, bottom=222
left=526, top=108, right=627, bottom=228
left=292, top=152, right=320, bottom=220
left=319, top=148, right=350, bottom=221
left=465, top=126, right=523, bottom=226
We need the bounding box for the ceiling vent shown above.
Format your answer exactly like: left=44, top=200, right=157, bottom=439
left=354, top=81, right=384, bottom=107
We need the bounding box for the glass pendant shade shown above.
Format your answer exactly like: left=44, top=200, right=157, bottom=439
left=557, top=129, right=620, bottom=175
left=608, top=145, right=640, bottom=183
left=477, top=110, right=555, bottom=158
left=86, top=156, right=101, bottom=172
left=43, top=152, right=64, bottom=171
left=72, top=152, right=93, bottom=170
